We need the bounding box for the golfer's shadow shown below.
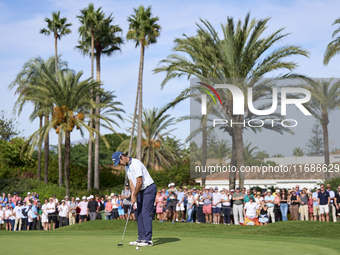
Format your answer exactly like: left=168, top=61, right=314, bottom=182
left=153, top=237, right=180, bottom=246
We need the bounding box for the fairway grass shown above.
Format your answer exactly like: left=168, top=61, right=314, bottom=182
left=0, top=221, right=339, bottom=255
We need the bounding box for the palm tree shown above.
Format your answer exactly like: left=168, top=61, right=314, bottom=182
left=40, top=11, right=72, bottom=187
left=77, top=3, right=104, bottom=191
left=256, top=150, right=269, bottom=162
left=299, top=79, right=340, bottom=178
left=118, top=107, right=180, bottom=169
left=324, top=18, right=340, bottom=65
left=19, top=70, right=118, bottom=196
left=243, top=141, right=262, bottom=166
left=292, top=147, right=304, bottom=157
left=9, top=56, right=69, bottom=183
left=209, top=139, right=231, bottom=165
left=154, top=13, right=308, bottom=189
left=77, top=12, right=123, bottom=190
left=127, top=5, right=161, bottom=162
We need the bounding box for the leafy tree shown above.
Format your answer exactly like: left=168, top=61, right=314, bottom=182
left=272, top=154, right=284, bottom=158
left=293, top=147, right=304, bottom=157
left=243, top=141, right=262, bottom=166
left=0, top=111, right=21, bottom=141
left=306, top=122, right=324, bottom=157
left=40, top=11, right=72, bottom=187
left=77, top=10, right=123, bottom=190
left=256, top=150, right=269, bottom=162
left=154, top=12, right=308, bottom=189
left=127, top=5, right=161, bottom=162
left=324, top=18, right=340, bottom=65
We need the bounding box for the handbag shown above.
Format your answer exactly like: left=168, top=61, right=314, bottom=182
left=105, top=210, right=111, bottom=216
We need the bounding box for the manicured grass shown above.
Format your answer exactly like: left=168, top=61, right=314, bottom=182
left=0, top=220, right=339, bottom=255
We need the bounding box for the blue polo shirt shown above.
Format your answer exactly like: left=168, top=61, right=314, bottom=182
left=264, top=195, right=275, bottom=208
left=177, top=191, right=185, bottom=203
left=318, top=191, right=330, bottom=205
left=31, top=205, right=38, bottom=218
left=312, top=192, right=319, bottom=207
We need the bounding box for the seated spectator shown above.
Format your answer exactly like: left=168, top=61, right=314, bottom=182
left=243, top=197, right=259, bottom=225
left=259, top=200, right=268, bottom=225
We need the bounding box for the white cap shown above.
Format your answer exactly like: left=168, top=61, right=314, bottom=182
left=76, top=197, right=80, bottom=201
left=90, top=195, right=94, bottom=199
left=27, top=192, right=31, bottom=195
left=170, top=183, right=175, bottom=187
left=168, top=184, right=171, bottom=188
left=87, top=197, right=90, bottom=200
left=82, top=196, right=86, bottom=200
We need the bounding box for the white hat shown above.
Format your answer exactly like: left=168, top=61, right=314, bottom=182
left=27, top=192, right=31, bottom=195
left=62, top=200, right=65, bottom=202
left=267, top=189, right=272, bottom=193
left=111, top=193, right=114, bottom=197
left=82, top=196, right=86, bottom=200
left=90, top=195, right=94, bottom=199
left=76, top=197, right=80, bottom=201
left=87, top=197, right=90, bottom=200
left=65, top=196, right=69, bottom=199
left=170, top=183, right=175, bottom=187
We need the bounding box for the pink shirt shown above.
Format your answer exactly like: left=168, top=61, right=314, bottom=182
left=78, top=201, right=88, bottom=215
left=105, top=202, right=113, bottom=211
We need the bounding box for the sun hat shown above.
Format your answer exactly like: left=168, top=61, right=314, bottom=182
left=230, top=189, right=235, bottom=192
left=90, top=195, right=94, bottom=199
left=108, top=196, right=112, bottom=199
left=170, top=183, right=175, bottom=187
left=87, top=197, right=90, bottom=200
left=82, top=196, right=86, bottom=200
left=257, top=191, right=261, bottom=195
left=111, top=151, right=123, bottom=167
left=27, top=192, right=31, bottom=195
left=267, top=189, right=272, bottom=193
left=76, top=197, right=80, bottom=201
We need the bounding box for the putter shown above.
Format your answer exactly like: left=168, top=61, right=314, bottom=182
left=117, top=204, right=133, bottom=246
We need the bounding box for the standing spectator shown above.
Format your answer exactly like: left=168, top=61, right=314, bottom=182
left=12, top=192, right=19, bottom=204
left=335, top=185, right=340, bottom=222
left=212, top=187, right=221, bottom=224
left=221, top=189, right=231, bottom=225
left=202, top=188, right=212, bottom=224
left=289, top=190, right=300, bottom=220
left=111, top=194, right=119, bottom=220
left=264, top=190, right=275, bottom=223
left=105, top=196, right=113, bottom=220
left=279, top=189, right=288, bottom=221
left=24, top=192, right=32, bottom=203
left=14, top=201, right=23, bottom=231
left=0, top=204, right=4, bottom=230
left=21, top=201, right=29, bottom=230
left=300, top=189, right=309, bottom=221
left=9, top=206, right=15, bottom=231
left=274, top=190, right=281, bottom=222
left=166, top=183, right=177, bottom=224
left=78, top=196, right=88, bottom=223
left=27, top=204, right=33, bottom=230
left=68, top=197, right=77, bottom=225
left=258, top=200, right=268, bottom=225
left=0, top=193, right=8, bottom=206
left=7, top=194, right=12, bottom=206
left=308, top=191, right=314, bottom=221
left=87, top=195, right=98, bottom=221
left=122, top=183, right=132, bottom=220
left=37, top=201, right=42, bottom=230
left=176, top=187, right=185, bottom=222
left=196, top=189, right=205, bottom=224
left=41, top=199, right=49, bottom=230
left=186, top=190, right=196, bottom=223
left=46, top=198, right=56, bottom=230
left=117, top=195, right=125, bottom=219
left=59, top=200, right=69, bottom=227
left=232, top=187, right=244, bottom=225
left=326, top=184, right=336, bottom=222
left=31, top=201, right=38, bottom=230
left=295, top=185, right=301, bottom=195
left=312, top=187, right=320, bottom=221
left=98, top=196, right=105, bottom=220
left=155, top=190, right=165, bottom=222
left=4, top=204, right=10, bottom=230
left=318, top=184, right=330, bottom=222
left=192, top=187, right=198, bottom=222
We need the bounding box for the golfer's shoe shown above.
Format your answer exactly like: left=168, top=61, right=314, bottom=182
left=129, top=240, right=142, bottom=246
left=137, top=240, right=153, bottom=247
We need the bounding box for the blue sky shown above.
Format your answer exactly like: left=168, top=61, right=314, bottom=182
left=1, top=0, right=340, bottom=156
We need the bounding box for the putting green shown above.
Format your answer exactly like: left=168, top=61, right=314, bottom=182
left=0, top=220, right=339, bottom=255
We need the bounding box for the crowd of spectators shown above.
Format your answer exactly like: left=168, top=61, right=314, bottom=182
left=1, top=183, right=340, bottom=230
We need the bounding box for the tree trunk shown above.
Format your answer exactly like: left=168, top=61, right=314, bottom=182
left=126, top=82, right=140, bottom=184
left=136, top=42, right=145, bottom=161
left=201, top=115, right=207, bottom=187
left=87, top=30, right=95, bottom=191
left=94, top=52, right=101, bottom=190
left=64, top=130, right=71, bottom=198
left=58, top=132, right=63, bottom=187
left=37, top=116, right=42, bottom=181
left=229, top=133, right=237, bottom=190
left=54, top=33, right=58, bottom=81
left=44, top=114, right=49, bottom=184
left=322, top=115, right=330, bottom=179
left=234, top=115, right=245, bottom=189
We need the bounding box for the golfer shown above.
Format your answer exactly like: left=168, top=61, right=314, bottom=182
left=112, top=151, right=157, bottom=247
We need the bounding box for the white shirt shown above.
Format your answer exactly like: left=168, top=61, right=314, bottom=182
left=111, top=198, right=118, bottom=209
left=46, top=202, right=56, bottom=213
left=28, top=210, right=33, bottom=222
left=42, top=204, right=48, bottom=215
left=0, top=209, right=4, bottom=219
left=255, top=197, right=263, bottom=206
left=5, top=209, right=11, bottom=218
left=125, top=158, right=154, bottom=190
left=58, top=204, right=69, bottom=217
left=14, top=206, right=23, bottom=218
left=212, top=192, right=222, bottom=208
left=244, top=202, right=258, bottom=218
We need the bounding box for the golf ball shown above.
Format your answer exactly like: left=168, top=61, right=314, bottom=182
left=136, top=247, right=139, bottom=250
